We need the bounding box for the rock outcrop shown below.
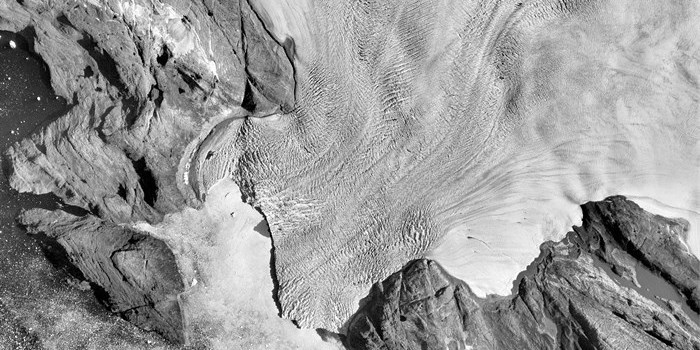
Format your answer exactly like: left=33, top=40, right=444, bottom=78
left=346, top=197, right=700, bottom=349
left=18, top=209, right=186, bottom=343
left=1, top=0, right=295, bottom=222
left=1, top=0, right=295, bottom=344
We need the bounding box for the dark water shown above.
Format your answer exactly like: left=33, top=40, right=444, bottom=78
left=589, top=247, right=700, bottom=327
left=0, top=31, right=67, bottom=295
left=0, top=31, right=173, bottom=348
left=510, top=231, right=700, bottom=327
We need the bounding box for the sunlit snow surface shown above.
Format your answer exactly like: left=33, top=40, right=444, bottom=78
left=425, top=5, right=700, bottom=296
left=229, top=0, right=700, bottom=326
left=136, top=179, right=341, bottom=349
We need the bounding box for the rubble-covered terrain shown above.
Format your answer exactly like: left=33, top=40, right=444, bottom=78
left=0, top=0, right=698, bottom=348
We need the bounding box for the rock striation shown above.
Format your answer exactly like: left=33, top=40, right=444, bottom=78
left=346, top=197, right=700, bottom=350
left=1, top=0, right=295, bottom=344
left=1, top=0, right=294, bottom=222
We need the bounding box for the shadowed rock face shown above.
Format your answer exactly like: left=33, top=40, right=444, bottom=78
left=345, top=197, right=700, bottom=350
left=0, top=0, right=296, bottom=345
left=1, top=0, right=294, bottom=224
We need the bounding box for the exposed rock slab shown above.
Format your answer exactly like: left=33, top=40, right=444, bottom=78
left=1, top=0, right=295, bottom=225
left=346, top=197, right=700, bottom=349
left=0, top=0, right=297, bottom=345
left=18, top=209, right=185, bottom=343
left=578, top=198, right=700, bottom=313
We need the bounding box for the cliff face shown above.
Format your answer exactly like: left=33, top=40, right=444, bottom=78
left=1, top=0, right=293, bottom=222
left=1, top=0, right=297, bottom=346
left=1, top=0, right=700, bottom=348
left=346, top=197, right=700, bottom=350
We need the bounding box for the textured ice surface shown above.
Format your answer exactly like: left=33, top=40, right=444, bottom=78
left=2, top=0, right=698, bottom=339
left=198, top=0, right=700, bottom=330
left=135, top=179, right=339, bottom=349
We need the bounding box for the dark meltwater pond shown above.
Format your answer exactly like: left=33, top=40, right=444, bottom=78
left=0, top=31, right=173, bottom=348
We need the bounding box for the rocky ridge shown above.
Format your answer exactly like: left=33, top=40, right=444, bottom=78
left=1, top=0, right=294, bottom=345
left=1, top=0, right=294, bottom=223
left=345, top=197, right=700, bottom=349
left=19, top=209, right=186, bottom=343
